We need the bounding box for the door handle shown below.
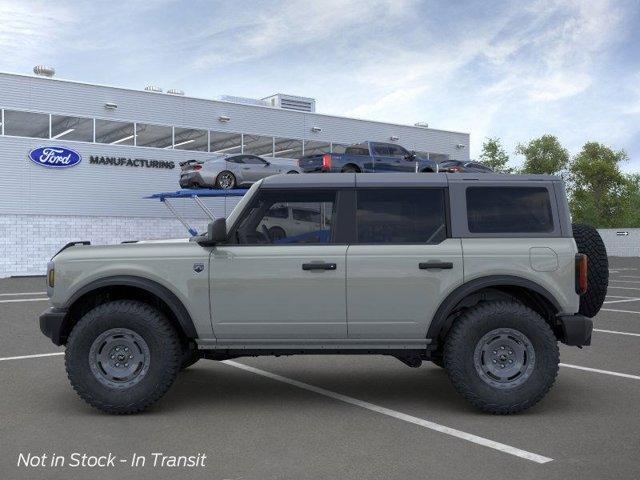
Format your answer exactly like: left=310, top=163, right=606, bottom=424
left=302, top=262, right=337, bottom=271
left=419, top=262, right=453, bottom=270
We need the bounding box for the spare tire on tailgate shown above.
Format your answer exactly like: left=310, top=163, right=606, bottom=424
left=572, top=223, right=608, bottom=317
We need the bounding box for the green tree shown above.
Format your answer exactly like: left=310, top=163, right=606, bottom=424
left=479, top=137, right=513, bottom=173
left=623, top=174, right=640, bottom=227
left=516, top=134, right=569, bottom=175
left=569, top=142, right=630, bottom=227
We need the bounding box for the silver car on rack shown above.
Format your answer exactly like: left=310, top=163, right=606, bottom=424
left=179, top=154, right=301, bottom=189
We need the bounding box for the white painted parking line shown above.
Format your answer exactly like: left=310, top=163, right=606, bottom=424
left=612, top=275, right=640, bottom=280
left=601, top=308, right=640, bottom=315
left=0, top=298, right=48, bottom=304
left=593, top=328, right=640, bottom=337
left=0, top=352, right=63, bottom=362
left=222, top=360, right=553, bottom=464
left=560, top=363, right=640, bottom=381
left=607, top=285, right=640, bottom=292
left=606, top=279, right=640, bottom=285
left=0, top=292, right=47, bottom=296
left=603, top=297, right=640, bottom=305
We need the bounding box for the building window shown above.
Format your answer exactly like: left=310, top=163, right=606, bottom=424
left=273, top=137, right=303, bottom=158
left=95, top=119, right=135, bottom=145
left=136, top=123, right=173, bottom=148
left=51, top=114, right=93, bottom=142
left=3, top=110, right=49, bottom=138
left=303, top=140, right=331, bottom=156
left=243, top=134, right=274, bottom=156
left=210, top=131, right=242, bottom=154
left=173, top=127, right=208, bottom=151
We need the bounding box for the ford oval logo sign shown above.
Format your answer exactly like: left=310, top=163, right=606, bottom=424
left=28, top=146, right=82, bottom=168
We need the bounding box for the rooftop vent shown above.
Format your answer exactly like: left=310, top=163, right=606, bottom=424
left=263, top=94, right=316, bottom=112
left=33, top=65, right=55, bottom=77
left=219, top=95, right=270, bottom=107
left=144, top=85, right=163, bottom=93
left=167, top=89, right=185, bottom=96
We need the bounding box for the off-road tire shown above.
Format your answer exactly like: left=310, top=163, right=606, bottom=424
left=444, top=301, right=559, bottom=414
left=572, top=223, right=608, bottom=318
left=341, top=165, right=359, bottom=173
left=65, top=300, right=182, bottom=414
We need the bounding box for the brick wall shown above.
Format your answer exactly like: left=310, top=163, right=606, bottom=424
left=0, top=214, right=210, bottom=277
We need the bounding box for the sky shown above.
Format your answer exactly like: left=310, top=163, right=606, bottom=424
left=0, top=0, right=639, bottom=170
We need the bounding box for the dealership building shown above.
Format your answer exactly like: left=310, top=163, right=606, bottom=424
left=0, top=69, right=470, bottom=277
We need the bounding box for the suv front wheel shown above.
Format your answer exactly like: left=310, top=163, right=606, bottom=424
left=443, top=301, right=559, bottom=414
left=65, top=300, right=182, bottom=414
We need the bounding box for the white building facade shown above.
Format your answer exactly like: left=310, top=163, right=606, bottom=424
left=0, top=71, right=470, bottom=277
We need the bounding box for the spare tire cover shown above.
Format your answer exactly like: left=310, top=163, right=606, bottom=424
left=572, top=223, right=608, bottom=318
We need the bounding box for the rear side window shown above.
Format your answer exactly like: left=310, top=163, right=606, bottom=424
left=356, top=189, right=447, bottom=243
left=345, top=146, right=370, bottom=156
left=466, top=187, right=554, bottom=233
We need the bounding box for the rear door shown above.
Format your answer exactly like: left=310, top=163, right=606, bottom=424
left=346, top=186, right=463, bottom=339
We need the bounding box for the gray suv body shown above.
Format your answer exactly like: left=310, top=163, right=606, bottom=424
left=40, top=173, right=607, bottom=414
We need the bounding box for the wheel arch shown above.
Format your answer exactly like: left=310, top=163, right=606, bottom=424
left=59, top=275, right=197, bottom=345
left=341, top=163, right=361, bottom=173
left=427, top=275, right=562, bottom=343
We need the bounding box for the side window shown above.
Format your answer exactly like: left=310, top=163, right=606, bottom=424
left=372, top=144, right=390, bottom=156
left=356, top=189, right=447, bottom=244
left=388, top=145, right=409, bottom=158
left=227, top=156, right=244, bottom=164
left=235, top=190, right=336, bottom=244
left=243, top=155, right=267, bottom=165
left=345, top=146, right=369, bottom=156
left=466, top=187, right=554, bottom=233
left=265, top=206, right=288, bottom=219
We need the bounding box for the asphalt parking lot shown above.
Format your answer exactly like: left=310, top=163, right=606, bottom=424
left=1, top=258, right=640, bottom=480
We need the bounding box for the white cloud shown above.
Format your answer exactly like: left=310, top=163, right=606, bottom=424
left=0, top=0, right=75, bottom=64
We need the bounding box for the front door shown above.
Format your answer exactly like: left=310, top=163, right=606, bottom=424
left=346, top=187, right=463, bottom=339
left=210, top=188, right=348, bottom=339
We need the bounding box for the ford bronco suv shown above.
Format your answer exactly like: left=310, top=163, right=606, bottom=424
left=39, top=173, right=608, bottom=415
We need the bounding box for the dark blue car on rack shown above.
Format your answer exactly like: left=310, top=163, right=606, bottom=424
left=297, top=141, right=438, bottom=174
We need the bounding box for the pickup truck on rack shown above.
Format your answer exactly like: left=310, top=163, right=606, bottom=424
left=298, top=141, right=438, bottom=174
left=39, top=173, right=608, bottom=415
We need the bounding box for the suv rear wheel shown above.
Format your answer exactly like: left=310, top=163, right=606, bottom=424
left=65, top=300, right=182, bottom=414
left=443, top=301, right=559, bottom=414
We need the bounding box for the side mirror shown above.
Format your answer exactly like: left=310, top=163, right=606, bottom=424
left=206, top=218, right=227, bottom=244
left=264, top=161, right=271, bottom=166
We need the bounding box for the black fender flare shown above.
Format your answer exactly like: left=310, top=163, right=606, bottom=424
left=426, top=275, right=562, bottom=340
left=64, top=275, right=198, bottom=338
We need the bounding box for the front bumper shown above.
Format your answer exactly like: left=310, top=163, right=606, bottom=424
left=39, top=307, right=68, bottom=346
left=557, top=314, right=593, bottom=346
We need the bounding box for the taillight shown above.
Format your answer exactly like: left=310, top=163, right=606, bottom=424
left=322, top=154, right=332, bottom=170
left=575, top=254, right=588, bottom=295
left=450, top=166, right=461, bottom=172
left=193, top=164, right=202, bottom=171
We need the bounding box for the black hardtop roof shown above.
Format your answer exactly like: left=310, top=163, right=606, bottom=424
left=259, top=173, right=562, bottom=189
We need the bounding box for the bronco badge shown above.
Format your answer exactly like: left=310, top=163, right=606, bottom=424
left=193, top=263, right=205, bottom=273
